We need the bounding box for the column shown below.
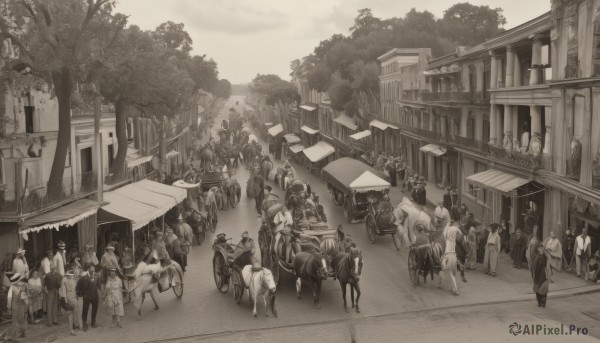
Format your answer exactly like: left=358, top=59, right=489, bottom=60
left=543, top=106, right=552, bottom=155
left=490, top=54, right=498, bottom=89
left=460, top=107, right=468, bottom=137
left=418, top=150, right=424, bottom=176
left=442, top=159, right=449, bottom=188
left=530, top=37, right=543, bottom=85
left=496, top=106, right=504, bottom=147
left=429, top=108, right=435, bottom=131
left=530, top=105, right=542, bottom=137
left=427, top=154, right=435, bottom=183
left=497, top=59, right=504, bottom=87
left=420, top=110, right=426, bottom=130
left=475, top=111, right=483, bottom=141
left=512, top=107, right=519, bottom=146
left=476, top=62, right=484, bottom=92
left=513, top=52, right=521, bottom=87
left=503, top=105, right=513, bottom=145
left=441, top=116, right=448, bottom=138
left=489, top=104, right=497, bottom=145
left=506, top=46, right=515, bottom=87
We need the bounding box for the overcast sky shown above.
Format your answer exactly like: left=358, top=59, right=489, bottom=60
left=116, top=0, right=550, bottom=84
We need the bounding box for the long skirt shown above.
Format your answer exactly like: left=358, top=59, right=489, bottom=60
left=9, top=298, right=27, bottom=339
left=466, top=242, right=477, bottom=269
left=483, top=244, right=499, bottom=274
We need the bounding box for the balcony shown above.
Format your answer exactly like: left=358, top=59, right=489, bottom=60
left=421, top=91, right=490, bottom=105
left=447, top=135, right=490, bottom=154
left=0, top=171, right=97, bottom=217
left=488, top=145, right=552, bottom=170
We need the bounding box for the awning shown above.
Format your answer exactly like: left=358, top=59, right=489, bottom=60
left=289, top=144, right=305, bottom=154
left=19, top=199, right=101, bottom=235
left=301, top=125, right=319, bottom=135
left=369, top=119, right=399, bottom=130
left=101, top=180, right=187, bottom=231
left=300, top=105, right=317, bottom=111
left=466, top=169, right=531, bottom=196
left=166, top=150, right=180, bottom=159
left=172, top=180, right=201, bottom=189
left=126, top=147, right=153, bottom=168
left=303, top=141, right=335, bottom=163
left=333, top=114, right=357, bottom=131
left=350, top=130, right=371, bottom=141
left=265, top=122, right=273, bottom=127
left=419, top=144, right=447, bottom=156
left=268, top=123, right=284, bottom=137
left=349, top=171, right=390, bottom=192
left=283, top=134, right=301, bottom=144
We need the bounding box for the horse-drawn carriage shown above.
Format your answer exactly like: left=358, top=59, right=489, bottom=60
left=322, top=157, right=391, bottom=223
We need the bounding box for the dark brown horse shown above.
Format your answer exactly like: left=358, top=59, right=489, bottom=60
left=333, top=248, right=363, bottom=313
left=292, top=251, right=330, bottom=308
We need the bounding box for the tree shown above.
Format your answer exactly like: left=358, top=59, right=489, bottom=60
left=0, top=0, right=126, bottom=196
left=314, top=34, right=346, bottom=60
left=214, top=79, right=232, bottom=99
left=327, top=73, right=353, bottom=112
left=186, top=55, right=219, bottom=93
left=439, top=3, right=506, bottom=46
left=249, top=74, right=299, bottom=106
left=306, top=63, right=331, bottom=92
left=152, top=21, right=193, bottom=57
left=349, top=8, right=382, bottom=38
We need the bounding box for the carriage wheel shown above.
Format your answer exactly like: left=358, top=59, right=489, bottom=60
left=408, top=248, right=419, bottom=286
left=213, top=253, right=229, bottom=293
left=209, top=204, right=218, bottom=232
left=232, top=267, right=244, bottom=304
left=366, top=215, right=377, bottom=244
left=392, top=233, right=401, bottom=251
left=172, top=269, right=184, bottom=299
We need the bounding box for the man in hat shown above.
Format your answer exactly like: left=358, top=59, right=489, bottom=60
left=254, top=173, right=265, bottom=217
left=44, top=264, right=62, bottom=326
left=60, top=270, right=79, bottom=335
left=233, top=231, right=258, bottom=264
left=12, top=249, right=29, bottom=279
left=434, top=201, right=450, bottom=230
left=273, top=207, right=294, bottom=263
left=82, top=244, right=99, bottom=268
left=53, top=241, right=67, bottom=276
left=6, top=272, right=28, bottom=340
left=150, top=230, right=170, bottom=263
left=164, top=227, right=183, bottom=268
left=284, top=171, right=293, bottom=191
left=76, top=264, right=100, bottom=331
left=177, top=215, right=193, bottom=272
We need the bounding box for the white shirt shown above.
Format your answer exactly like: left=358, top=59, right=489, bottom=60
left=443, top=224, right=461, bottom=253
left=53, top=252, right=66, bottom=276
left=12, top=257, right=28, bottom=278
left=273, top=211, right=293, bottom=233
left=41, top=257, right=52, bottom=275
left=575, top=235, right=591, bottom=256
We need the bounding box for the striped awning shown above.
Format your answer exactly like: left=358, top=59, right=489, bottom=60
left=19, top=199, right=101, bottom=235
left=466, top=169, right=531, bottom=196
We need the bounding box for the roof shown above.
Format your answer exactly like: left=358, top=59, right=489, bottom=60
left=419, top=144, right=447, bottom=157
left=377, top=48, right=427, bottom=62
left=268, top=123, right=284, bottom=137
left=349, top=130, right=371, bottom=141
left=301, top=125, right=319, bottom=135
left=466, top=169, right=531, bottom=196
left=283, top=134, right=301, bottom=144
left=300, top=105, right=317, bottom=111
left=485, top=12, right=551, bottom=50
left=101, top=180, right=187, bottom=231
left=19, top=199, right=101, bottom=234
left=289, top=144, right=305, bottom=154
left=126, top=147, right=153, bottom=168
left=321, top=157, right=390, bottom=194
left=303, top=141, right=335, bottom=163
left=369, top=120, right=398, bottom=131
left=333, top=114, right=357, bottom=131
left=349, top=171, right=391, bottom=192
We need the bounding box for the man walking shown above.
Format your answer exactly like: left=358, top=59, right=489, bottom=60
left=575, top=228, right=592, bottom=279
left=177, top=215, right=193, bottom=272
left=254, top=173, right=265, bottom=217
left=53, top=241, right=67, bottom=276
left=76, top=264, right=100, bottom=331
left=434, top=201, right=450, bottom=230
left=44, top=264, right=62, bottom=326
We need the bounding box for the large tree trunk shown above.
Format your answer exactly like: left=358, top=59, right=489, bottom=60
left=110, top=99, right=128, bottom=180
left=47, top=68, right=73, bottom=199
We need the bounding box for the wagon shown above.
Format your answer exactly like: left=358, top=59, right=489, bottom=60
left=364, top=195, right=401, bottom=249
left=212, top=236, right=254, bottom=304
left=321, top=157, right=390, bottom=223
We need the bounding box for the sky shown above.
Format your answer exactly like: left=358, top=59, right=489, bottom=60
left=115, top=0, right=550, bottom=84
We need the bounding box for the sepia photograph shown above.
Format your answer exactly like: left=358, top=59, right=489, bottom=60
left=0, top=0, right=599, bottom=342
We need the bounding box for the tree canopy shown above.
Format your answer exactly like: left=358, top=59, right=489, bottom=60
left=249, top=74, right=299, bottom=106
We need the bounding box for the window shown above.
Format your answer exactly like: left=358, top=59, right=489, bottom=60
left=107, top=144, right=114, bottom=170
left=24, top=106, right=34, bottom=133
left=467, top=117, right=475, bottom=139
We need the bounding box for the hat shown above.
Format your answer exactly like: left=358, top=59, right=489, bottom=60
left=165, top=227, right=173, bottom=233
left=9, top=273, right=21, bottom=282
left=106, top=244, right=115, bottom=250
left=217, top=233, right=226, bottom=239
left=242, top=231, right=249, bottom=238
left=16, top=248, right=25, bottom=255
left=47, top=249, right=54, bottom=254
left=155, top=230, right=164, bottom=236
left=108, top=268, right=117, bottom=272
left=57, top=241, right=66, bottom=249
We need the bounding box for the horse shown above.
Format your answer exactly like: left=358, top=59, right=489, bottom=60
left=199, top=147, right=214, bottom=169
left=132, top=258, right=183, bottom=320
left=292, top=251, right=330, bottom=308
left=242, top=265, right=278, bottom=318
left=333, top=248, right=363, bottom=313
left=393, top=197, right=433, bottom=247
left=223, top=178, right=241, bottom=208
left=206, top=187, right=220, bottom=221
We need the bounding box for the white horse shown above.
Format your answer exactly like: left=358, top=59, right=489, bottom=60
left=393, top=197, right=433, bottom=247
left=241, top=265, right=277, bottom=317
left=133, top=258, right=183, bottom=319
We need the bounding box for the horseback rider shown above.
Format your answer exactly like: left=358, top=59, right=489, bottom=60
left=273, top=207, right=294, bottom=263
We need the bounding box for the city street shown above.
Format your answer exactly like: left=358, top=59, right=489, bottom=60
left=16, top=96, right=600, bottom=343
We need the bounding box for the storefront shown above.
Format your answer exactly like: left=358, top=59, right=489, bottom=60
left=349, top=130, right=371, bottom=158
left=300, top=125, right=319, bottom=147
left=267, top=123, right=284, bottom=160
left=369, top=120, right=398, bottom=155
left=303, top=141, right=335, bottom=173
left=282, top=134, right=301, bottom=158
left=419, top=143, right=448, bottom=186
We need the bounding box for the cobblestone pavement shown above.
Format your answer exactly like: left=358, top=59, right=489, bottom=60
left=13, top=96, right=600, bottom=343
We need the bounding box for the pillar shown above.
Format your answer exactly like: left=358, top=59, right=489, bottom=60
left=506, top=46, right=515, bottom=87
left=490, top=54, right=498, bottom=89
left=476, top=62, right=484, bottom=92
left=418, top=150, right=424, bottom=176
left=460, top=107, right=468, bottom=137
left=530, top=38, right=543, bottom=85
left=496, top=106, right=504, bottom=147
left=513, top=52, right=521, bottom=87
left=489, top=104, right=497, bottom=145
left=503, top=105, right=513, bottom=144
left=429, top=108, right=435, bottom=131
left=475, top=111, right=483, bottom=141
left=512, top=107, right=519, bottom=145
left=133, top=117, right=141, bottom=150
left=420, top=110, right=426, bottom=130
left=441, top=116, right=448, bottom=138
left=543, top=106, right=552, bottom=155
left=530, top=105, right=542, bottom=136
left=497, top=59, right=504, bottom=87
left=427, top=154, right=435, bottom=183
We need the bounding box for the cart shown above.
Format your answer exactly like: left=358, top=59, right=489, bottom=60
left=364, top=196, right=401, bottom=249
left=212, top=237, right=252, bottom=304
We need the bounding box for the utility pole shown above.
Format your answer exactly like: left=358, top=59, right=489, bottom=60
left=93, top=86, right=103, bottom=203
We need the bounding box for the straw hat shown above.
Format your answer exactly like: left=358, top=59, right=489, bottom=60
left=57, top=241, right=66, bottom=249
left=16, top=248, right=25, bottom=255
left=105, top=244, right=115, bottom=251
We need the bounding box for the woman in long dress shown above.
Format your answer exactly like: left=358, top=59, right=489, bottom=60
left=27, top=270, right=43, bottom=324
left=103, top=269, right=124, bottom=328
left=7, top=273, right=28, bottom=340
left=466, top=226, right=477, bottom=270
left=531, top=243, right=552, bottom=308
left=483, top=224, right=501, bottom=276
left=526, top=226, right=540, bottom=269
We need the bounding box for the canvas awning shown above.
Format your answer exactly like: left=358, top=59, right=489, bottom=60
left=101, top=179, right=186, bottom=231
left=300, top=105, right=317, bottom=111
left=126, top=147, right=153, bottom=168
left=166, top=150, right=180, bottom=159
left=466, top=169, right=531, bottom=196
left=19, top=199, right=101, bottom=235
left=283, top=134, right=301, bottom=144
left=301, top=125, right=319, bottom=135
left=419, top=144, right=447, bottom=156
left=289, top=144, right=305, bottom=154
left=350, top=130, right=371, bottom=141
left=333, top=114, right=357, bottom=131
left=369, top=119, right=398, bottom=130
left=303, top=141, right=335, bottom=163
left=349, top=171, right=391, bottom=192
left=268, top=123, right=284, bottom=137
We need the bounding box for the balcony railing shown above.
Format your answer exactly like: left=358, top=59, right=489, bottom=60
left=488, top=145, right=551, bottom=170
left=420, top=91, right=490, bottom=105
left=0, top=171, right=97, bottom=217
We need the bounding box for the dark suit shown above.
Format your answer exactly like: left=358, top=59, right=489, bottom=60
left=44, top=272, right=62, bottom=325
left=76, top=274, right=99, bottom=325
